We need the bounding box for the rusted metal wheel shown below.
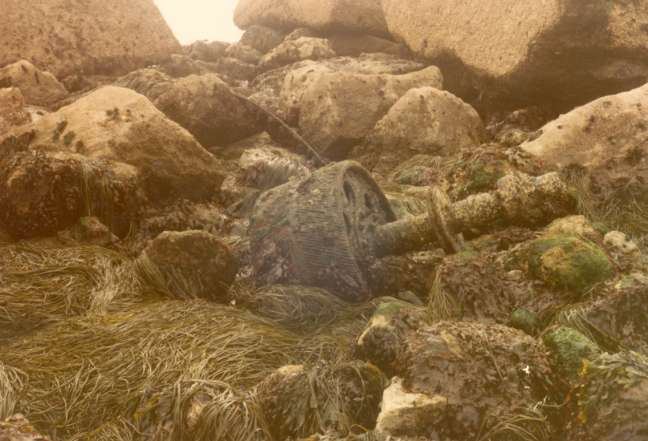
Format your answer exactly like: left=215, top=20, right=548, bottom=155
left=249, top=161, right=396, bottom=302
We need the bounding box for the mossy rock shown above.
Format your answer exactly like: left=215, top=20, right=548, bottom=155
left=543, top=326, right=600, bottom=381
left=527, top=235, right=614, bottom=295
left=510, top=308, right=539, bottom=336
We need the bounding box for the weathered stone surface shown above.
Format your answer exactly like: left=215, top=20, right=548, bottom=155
left=261, top=37, right=336, bottom=70
left=225, top=43, right=263, bottom=65
left=0, top=60, right=67, bottom=107
left=281, top=66, right=443, bottom=159
left=0, top=0, right=180, bottom=79
left=382, top=0, right=648, bottom=108
left=0, top=88, right=30, bottom=136
left=235, top=0, right=388, bottom=36
left=116, top=71, right=261, bottom=147
left=185, top=40, right=230, bottom=62
left=6, top=86, right=223, bottom=205
left=375, top=378, right=446, bottom=438
left=522, top=84, right=648, bottom=194
left=240, top=25, right=286, bottom=54
left=0, top=138, right=140, bottom=239
left=137, top=230, right=238, bottom=301
left=359, top=87, right=484, bottom=176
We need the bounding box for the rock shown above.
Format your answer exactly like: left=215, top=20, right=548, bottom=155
left=234, top=0, right=388, bottom=36
left=356, top=300, right=427, bottom=376
left=429, top=250, right=533, bottom=324
left=604, top=231, right=641, bottom=270
left=6, top=86, right=223, bottom=205
left=382, top=0, right=648, bottom=109
left=282, top=66, right=443, bottom=159
left=284, top=28, right=319, bottom=41
left=367, top=250, right=443, bottom=298
left=118, top=72, right=261, bottom=147
left=225, top=43, right=263, bottom=65
left=522, top=84, right=648, bottom=175
left=0, top=414, right=51, bottom=441
left=401, top=321, right=557, bottom=440
left=185, top=40, right=230, bottom=62
left=389, top=155, right=442, bottom=187
left=328, top=34, right=408, bottom=57
left=568, top=351, right=648, bottom=441
left=358, top=87, right=484, bottom=176
left=213, top=57, right=259, bottom=82
left=543, top=326, right=601, bottom=383
left=0, top=88, right=30, bottom=136
left=375, top=378, right=446, bottom=438
left=158, top=54, right=216, bottom=78
left=509, top=308, right=540, bottom=336
left=0, top=136, right=140, bottom=239
left=248, top=53, right=425, bottom=117
left=240, top=25, right=286, bottom=54
left=137, top=230, right=239, bottom=301
left=0, top=60, right=67, bottom=107
left=0, top=0, right=180, bottom=79
left=255, top=362, right=385, bottom=440
left=527, top=235, right=615, bottom=296
left=261, top=37, right=336, bottom=70
left=545, top=215, right=601, bottom=242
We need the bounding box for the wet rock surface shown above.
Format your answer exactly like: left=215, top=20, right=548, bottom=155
left=2, top=1, right=648, bottom=441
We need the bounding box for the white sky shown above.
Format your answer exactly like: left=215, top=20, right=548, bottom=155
left=154, top=0, right=243, bottom=44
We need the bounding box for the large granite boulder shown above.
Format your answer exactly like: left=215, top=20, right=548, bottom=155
left=281, top=65, right=443, bottom=159
left=0, top=0, right=180, bottom=79
left=358, top=87, right=484, bottom=176
left=117, top=70, right=262, bottom=147
left=234, top=0, right=388, bottom=36
left=5, top=86, right=223, bottom=205
left=0, top=60, right=67, bottom=107
left=382, top=0, right=648, bottom=109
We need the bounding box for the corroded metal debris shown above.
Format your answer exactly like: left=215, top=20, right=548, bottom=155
left=249, top=161, right=575, bottom=301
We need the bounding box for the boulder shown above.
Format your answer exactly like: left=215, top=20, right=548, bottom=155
left=58, top=216, right=119, bottom=247
left=116, top=71, right=261, bottom=147
left=375, top=378, right=446, bottom=438
left=0, top=134, right=141, bottom=239
left=358, top=87, right=484, bottom=176
left=240, top=25, right=286, bottom=54
left=136, top=230, right=239, bottom=301
left=382, top=0, right=648, bottom=109
left=526, top=235, right=615, bottom=296
left=225, top=43, right=263, bottom=65
left=0, top=60, right=67, bottom=107
left=0, top=88, right=30, bottom=136
left=522, top=84, right=648, bottom=214
left=260, top=37, right=336, bottom=70
left=543, top=326, right=601, bottom=383
left=0, top=0, right=180, bottom=79
left=255, top=362, right=385, bottom=440
left=401, top=321, right=557, bottom=440
left=234, top=0, right=388, bottom=36
left=185, top=40, right=230, bottom=62
left=568, top=351, right=648, bottom=441
left=6, top=86, right=224, bottom=205
left=282, top=66, right=443, bottom=159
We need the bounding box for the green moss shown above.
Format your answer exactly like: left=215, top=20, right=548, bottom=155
left=528, top=235, right=614, bottom=295
left=510, top=308, right=539, bottom=336
left=463, top=160, right=505, bottom=195
left=543, top=326, right=600, bottom=380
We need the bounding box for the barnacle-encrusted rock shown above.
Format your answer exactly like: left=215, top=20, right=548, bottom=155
left=0, top=60, right=67, bottom=107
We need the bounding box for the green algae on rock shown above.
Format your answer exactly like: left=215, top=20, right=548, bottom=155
left=527, top=235, right=614, bottom=295
left=543, top=326, right=601, bottom=382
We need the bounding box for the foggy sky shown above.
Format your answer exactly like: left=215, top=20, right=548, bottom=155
left=154, top=0, right=243, bottom=44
